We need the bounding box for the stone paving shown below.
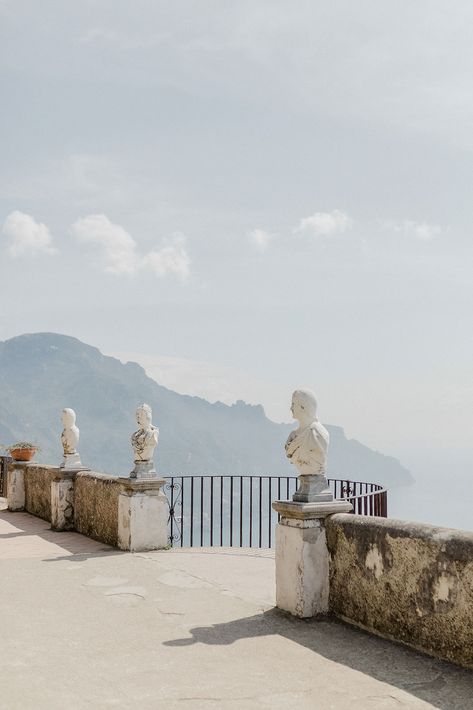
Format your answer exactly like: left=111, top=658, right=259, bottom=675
left=0, top=502, right=472, bottom=709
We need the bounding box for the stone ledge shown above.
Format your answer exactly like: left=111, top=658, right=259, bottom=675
left=75, top=470, right=121, bottom=483
left=273, top=499, right=353, bottom=520
left=118, top=476, right=165, bottom=495
left=329, top=513, right=473, bottom=547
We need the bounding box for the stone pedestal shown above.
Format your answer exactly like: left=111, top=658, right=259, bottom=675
left=117, top=477, right=168, bottom=552
left=272, top=498, right=352, bottom=618
left=61, top=452, right=86, bottom=471
left=293, top=473, right=333, bottom=503
left=130, top=460, right=156, bottom=479
left=7, top=462, right=27, bottom=511
left=51, top=470, right=76, bottom=531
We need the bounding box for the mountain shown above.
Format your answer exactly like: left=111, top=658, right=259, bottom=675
left=0, top=333, right=413, bottom=487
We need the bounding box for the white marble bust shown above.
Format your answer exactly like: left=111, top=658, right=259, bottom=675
left=61, top=408, right=79, bottom=454
left=285, top=390, right=329, bottom=475
left=285, top=389, right=332, bottom=502
left=131, top=403, right=159, bottom=477
left=60, top=408, right=84, bottom=469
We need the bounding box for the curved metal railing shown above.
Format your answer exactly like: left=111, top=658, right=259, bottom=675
left=163, top=475, right=388, bottom=548
left=331, top=478, right=387, bottom=517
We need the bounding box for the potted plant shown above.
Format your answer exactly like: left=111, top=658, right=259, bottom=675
left=4, top=442, right=39, bottom=462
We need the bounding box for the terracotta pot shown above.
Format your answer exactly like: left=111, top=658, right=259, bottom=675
left=9, top=448, right=36, bottom=462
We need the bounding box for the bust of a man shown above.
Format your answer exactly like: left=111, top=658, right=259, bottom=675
left=61, top=408, right=79, bottom=456
left=60, top=407, right=85, bottom=469
left=285, top=389, right=329, bottom=476
left=131, top=403, right=159, bottom=477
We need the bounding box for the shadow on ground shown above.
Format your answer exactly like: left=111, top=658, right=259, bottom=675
left=164, top=608, right=473, bottom=710
left=0, top=507, right=121, bottom=561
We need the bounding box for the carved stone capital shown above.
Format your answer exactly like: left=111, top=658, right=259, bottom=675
left=118, top=476, right=165, bottom=497
left=273, top=498, right=353, bottom=525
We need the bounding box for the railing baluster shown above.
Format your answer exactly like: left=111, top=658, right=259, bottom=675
left=180, top=477, right=185, bottom=547
left=210, top=476, right=214, bottom=547
left=230, top=476, right=234, bottom=547
left=240, top=476, right=243, bottom=547
left=200, top=476, right=204, bottom=546
left=259, top=477, right=262, bottom=547
left=170, top=476, right=174, bottom=543
left=249, top=477, right=253, bottom=547
left=220, top=476, right=224, bottom=546
left=190, top=476, right=194, bottom=547
left=277, top=478, right=281, bottom=523
left=268, top=477, right=272, bottom=548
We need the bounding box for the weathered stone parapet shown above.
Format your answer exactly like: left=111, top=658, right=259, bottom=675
left=25, top=464, right=58, bottom=521
left=7, top=462, right=58, bottom=520
left=50, top=469, right=76, bottom=531
left=74, top=471, right=124, bottom=547
left=7, top=462, right=27, bottom=511
left=273, top=498, right=352, bottom=618
left=117, top=477, right=168, bottom=552
left=6, top=462, right=170, bottom=552
left=326, top=514, right=473, bottom=670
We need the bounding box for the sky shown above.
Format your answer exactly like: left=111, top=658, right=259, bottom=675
left=1, top=1, right=473, bottom=483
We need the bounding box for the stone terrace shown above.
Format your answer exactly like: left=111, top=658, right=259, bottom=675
left=1, top=502, right=472, bottom=710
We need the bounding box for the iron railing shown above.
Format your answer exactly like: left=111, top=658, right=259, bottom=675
left=164, top=475, right=387, bottom=548
left=0, top=455, right=11, bottom=498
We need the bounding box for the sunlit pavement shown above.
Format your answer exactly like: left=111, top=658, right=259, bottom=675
left=0, top=502, right=472, bottom=710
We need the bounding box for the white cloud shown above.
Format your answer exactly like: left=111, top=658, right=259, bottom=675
left=294, top=210, right=353, bottom=237
left=72, top=214, right=139, bottom=274
left=248, top=228, right=273, bottom=252
left=399, top=220, right=442, bottom=240
left=71, top=214, right=190, bottom=279
left=144, top=233, right=190, bottom=279
left=2, top=211, right=56, bottom=257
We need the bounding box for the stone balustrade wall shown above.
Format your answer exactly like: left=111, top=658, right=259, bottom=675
left=6, top=462, right=168, bottom=553
left=22, top=464, right=57, bottom=522
left=7, top=463, right=127, bottom=547
left=326, top=513, right=473, bottom=670
left=74, top=471, right=124, bottom=547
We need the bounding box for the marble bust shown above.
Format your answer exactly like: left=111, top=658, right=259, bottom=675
left=60, top=408, right=84, bottom=469
left=285, top=389, right=333, bottom=502
left=131, top=403, right=159, bottom=478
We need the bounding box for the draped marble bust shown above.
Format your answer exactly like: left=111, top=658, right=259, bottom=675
left=285, top=389, right=332, bottom=502
left=131, top=403, right=159, bottom=478
left=60, top=407, right=84, bottom=469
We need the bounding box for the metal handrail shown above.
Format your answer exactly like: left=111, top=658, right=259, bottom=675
left=163, top=474, right=388, bottom=548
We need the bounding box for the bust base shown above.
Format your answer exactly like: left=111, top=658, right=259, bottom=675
left=60, top=453, right=87, bottom=471
left=293, top=473, right=333, bottom=503
left=130, top=460, right=158, bottom=479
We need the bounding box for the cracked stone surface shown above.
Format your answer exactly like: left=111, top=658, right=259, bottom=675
left=0, top=504, right=472, bottom=709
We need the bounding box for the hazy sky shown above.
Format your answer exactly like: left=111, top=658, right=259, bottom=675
left=1, top=1, right=473, bottom=471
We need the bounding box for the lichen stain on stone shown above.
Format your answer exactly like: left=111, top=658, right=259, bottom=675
left=365, top=545, right=384, bottom=579
left=433, top=573, right=455, bottom=604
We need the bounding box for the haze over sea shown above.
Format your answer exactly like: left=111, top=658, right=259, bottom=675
left=1, top=3, right=472, bottom=533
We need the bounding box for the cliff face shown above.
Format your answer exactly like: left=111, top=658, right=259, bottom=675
left=0, top=333, right=412, bottom=486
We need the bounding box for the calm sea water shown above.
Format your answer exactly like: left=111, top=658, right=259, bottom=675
left=389, top=453, right=472, bottom=532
